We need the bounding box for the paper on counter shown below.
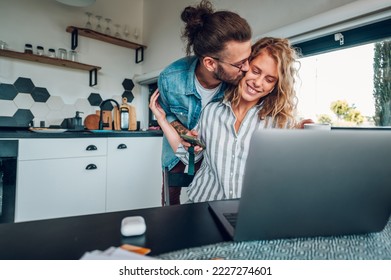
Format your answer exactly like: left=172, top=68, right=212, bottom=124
left=80, top=247, right=155, bottom=260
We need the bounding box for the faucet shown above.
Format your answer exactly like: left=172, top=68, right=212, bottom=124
left=98, top=99, right=120, bottom=130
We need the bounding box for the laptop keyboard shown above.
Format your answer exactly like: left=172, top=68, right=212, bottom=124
left=223, top=212, right=238, bottom=228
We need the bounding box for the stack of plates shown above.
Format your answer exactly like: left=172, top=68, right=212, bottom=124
left=29, top=128, right=67, bottom=133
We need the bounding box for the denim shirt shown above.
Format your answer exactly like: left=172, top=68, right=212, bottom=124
left=158, top=56, right=226, bottom=170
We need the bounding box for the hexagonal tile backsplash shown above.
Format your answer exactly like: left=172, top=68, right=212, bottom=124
left=0, top=77, right=135, bottom=127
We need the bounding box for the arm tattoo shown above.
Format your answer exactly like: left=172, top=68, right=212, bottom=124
left=171, top=120, right=189, bottom=135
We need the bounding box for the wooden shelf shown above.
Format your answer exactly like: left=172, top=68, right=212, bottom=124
left=0, top=49, right=101, bottom=86
left=0, top=49, right=101, bottom=71
left=66, top=26, right=146, bottom=63
left=66, top=26, right=146, bottom=50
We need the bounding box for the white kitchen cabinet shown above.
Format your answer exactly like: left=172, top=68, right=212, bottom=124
left=106, top=137, right=162, bottom=212
left=15, top=138, right=107, bottom=222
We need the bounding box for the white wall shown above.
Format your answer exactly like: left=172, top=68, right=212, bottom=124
left=2, top=0, right=387, bottom=127
left=0, top=0, right=146, bottom=126
left=141, top=0, right=358, bottom=74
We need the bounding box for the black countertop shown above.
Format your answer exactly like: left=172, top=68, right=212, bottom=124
left=0, top=129, right=163, bottom=139
left=0, top=202, right=227, bottom=260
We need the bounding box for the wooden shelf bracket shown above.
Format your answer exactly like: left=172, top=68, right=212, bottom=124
left=71, top=28, right=79, bottom=50
left=89, top=68, right=97, bottom=86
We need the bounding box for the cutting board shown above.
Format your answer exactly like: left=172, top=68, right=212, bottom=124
left=84, top=114, right=100, bottom=130
left=101, top=110, right=113, bottom=130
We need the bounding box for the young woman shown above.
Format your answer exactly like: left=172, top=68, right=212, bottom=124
left=158, top=0, right=252, bottom=205
left=150, top=37, right=302, bottom=203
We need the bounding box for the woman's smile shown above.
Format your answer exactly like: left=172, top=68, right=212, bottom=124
left=245, top=82, right=260, bottom=96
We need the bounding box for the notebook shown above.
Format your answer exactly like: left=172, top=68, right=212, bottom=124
left=208, top=128, right=391, bottom=241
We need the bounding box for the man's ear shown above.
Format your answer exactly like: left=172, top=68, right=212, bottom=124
left=202, top=56, right=217, bottom=72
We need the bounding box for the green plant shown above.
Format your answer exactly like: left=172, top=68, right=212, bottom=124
left=329, top=100, right=364, bottom=125
left=345, top=108, right=364, bottom=124
left=373, top=40, right=391, bottom=126
left=330, top=100, right=350, bottom=119
left=317, top=114, right=332, bottom=124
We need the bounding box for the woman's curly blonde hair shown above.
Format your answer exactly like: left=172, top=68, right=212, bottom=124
left=225, top=37, right=300, bottom=128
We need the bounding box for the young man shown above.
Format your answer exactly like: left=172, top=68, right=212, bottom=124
left=157, top=0, right=252, bottom=205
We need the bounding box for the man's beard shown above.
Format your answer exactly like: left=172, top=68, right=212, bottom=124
left=213, top=64, right=244, bottom=86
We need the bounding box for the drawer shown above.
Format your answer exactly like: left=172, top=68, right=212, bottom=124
left=18, top=138, right=107, bottom=160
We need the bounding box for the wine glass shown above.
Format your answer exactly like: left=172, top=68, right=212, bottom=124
left=133, top=28, right=139, bottom=40
left=114, top=24, right=121, bottom=38
left=123, top=25, right=130, bottom=38
left=105, top=18, right=112, bottom=35
left=85, top=12, right=93, bottom=29
left=95, top=15, right=102, bottom=33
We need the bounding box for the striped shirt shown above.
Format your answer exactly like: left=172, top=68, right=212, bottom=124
left=178, top=100, right=276, bottom=203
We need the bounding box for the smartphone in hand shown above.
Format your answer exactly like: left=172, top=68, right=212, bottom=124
left=180, top=134, right=206, bottom=149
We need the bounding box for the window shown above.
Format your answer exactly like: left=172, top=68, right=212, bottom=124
left=294, top=18, right=391, bottom=127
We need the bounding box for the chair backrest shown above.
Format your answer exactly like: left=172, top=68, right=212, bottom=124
left=163, top=167, right=194, bottom=206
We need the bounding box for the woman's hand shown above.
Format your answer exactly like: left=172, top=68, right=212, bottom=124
left=295, top=118, right=314, bottom=129
left=180, top=130, right=204, bottom=153
left=148, top=89, right=166, bottom=122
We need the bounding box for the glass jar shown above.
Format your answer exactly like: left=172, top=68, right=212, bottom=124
left=48, top=48, right=56, bottom=58
left=69, top=50, right=78, bottom=62
left=36, top=46, right=44, bottom=56
left=58, top=48, right=67, bottom=59
left=24, top=44, right=33, bottom=54
left=0, top=40, right=7, bottom=50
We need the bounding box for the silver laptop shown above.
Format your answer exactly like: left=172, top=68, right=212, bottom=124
left=209, top=129, right=391, bottom=241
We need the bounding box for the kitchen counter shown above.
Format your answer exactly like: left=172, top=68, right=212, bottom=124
left=11, top=129, right=163, bottom=222
left=0, top=129, right=163, bottom=138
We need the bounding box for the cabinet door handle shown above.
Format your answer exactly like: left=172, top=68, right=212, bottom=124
left=117, top=143, right=127, bottom=149
left=85, top=164, right=97, bottom=170
left=86, top=145, right=98, bottom=151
